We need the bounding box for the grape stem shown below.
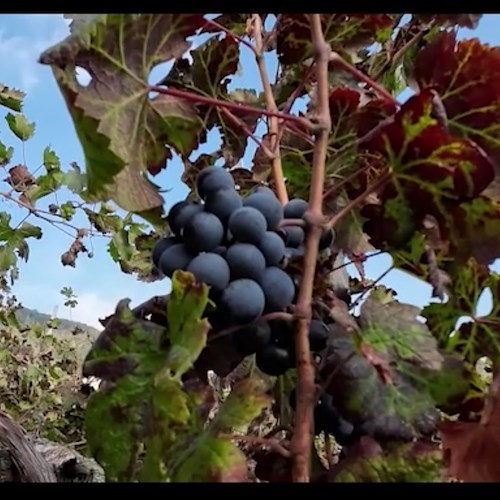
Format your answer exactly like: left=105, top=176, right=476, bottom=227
left=252, top=14, right=289, bottom=205
left=221, top=433, right=291, bottom=458
left=279, top=218, right=307, bottom=228
left=290, top=14, right=332, bottom=483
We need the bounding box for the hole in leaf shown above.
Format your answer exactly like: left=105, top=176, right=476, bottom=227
left=75, top=67, right=91, bottom=87
left=476, top=287, right=493, bottom=316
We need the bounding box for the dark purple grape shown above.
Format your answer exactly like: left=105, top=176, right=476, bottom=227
left=152, top=236, right=178, bottom=269
left=252, top=186, right=276, bottom=197
left=167, top=200, right=204, bottom=235
left=205, top=188, right=243, bottom=224
left=319, top=228, right=335, bottom=251
left=256, top=344, right=293, bottom=376
left=186, top=253, right=230, bottom=292
left=309, top=319, right=329, bottom=352
left=228, top=207, right=267, bottom=244
left=183, top=212, right=224, bottom=253
left=225, top=243, right=266, bottom=281
left=280, top=226, right=305, bottom=248
left=257, top=231, right=286, bottom=267
left=232, top=321, right=272, bottom=356
left=158, top=243, right=194, bottom=277
left=259, top=267, right=296, bottom=312
left=243, top=192, right=284, bottom=231
left=284, top=198, right=308, bottom=219
left=220, top=279, right=265, bottom=324
left=269, top=318, right=294, bottom=348
left=197, top=167, right=235, bottom=200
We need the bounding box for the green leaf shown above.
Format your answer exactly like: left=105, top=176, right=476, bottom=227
left=211, top=378, right=271, bottom=433
left=43, top=147, right=61, bottom=171
left=0, top=84, right=25, bottom=112
left=39, top=14, right=205, bottom=213
left=171, top=436, right=249, bottom=482
left=0, top=141, right=14, bottom=166
left=5, top=113, right=35, bottom=141
left=166, top=270, right=210, bottom=379
left=60, top=201, right=76, bottom=220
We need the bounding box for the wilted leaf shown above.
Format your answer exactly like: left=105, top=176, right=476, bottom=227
left=39, top=14, right=205, bottom=213
left=171, top=436, right=248, bottom=482
left=331, top=438, right=443, bottom=482
left=440, top=371, right=500, bottom=482
left=323, top=289, right=468, bottom=440
left=211, top=378, right=271, bottom=432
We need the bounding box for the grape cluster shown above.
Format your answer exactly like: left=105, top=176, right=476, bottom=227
left=152, top=166, right=335, bottom=376
left=289, top=389, right=357, bottom=446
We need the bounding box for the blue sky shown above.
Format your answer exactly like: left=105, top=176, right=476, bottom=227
left=0, top=14, right=498, bottom=328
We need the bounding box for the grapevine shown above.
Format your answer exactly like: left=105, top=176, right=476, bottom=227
left=26, top=13, right=500, bottom=482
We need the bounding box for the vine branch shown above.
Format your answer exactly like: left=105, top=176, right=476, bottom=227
left=290, top=14, right=331, bottom=483
left=252, top=14, right=289, bottom=205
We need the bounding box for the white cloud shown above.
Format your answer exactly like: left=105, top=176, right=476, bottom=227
left=0, top=14, right=69, bottom=91
left=58, top=291, right=116, bottom=328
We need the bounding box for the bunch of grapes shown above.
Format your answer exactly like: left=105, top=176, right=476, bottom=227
left=152, top=166, right=335, bottom=377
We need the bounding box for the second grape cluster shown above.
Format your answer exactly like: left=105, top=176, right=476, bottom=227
left=152, top=166, right=335, bottom=376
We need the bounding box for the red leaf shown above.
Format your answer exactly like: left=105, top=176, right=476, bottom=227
left=276, top=14, right=396, bottom=65
left=147, top=147, right=172, bottom=176
left=414, top=32, right=500, bottom=165
left=440, top=371, right=500, bottom=482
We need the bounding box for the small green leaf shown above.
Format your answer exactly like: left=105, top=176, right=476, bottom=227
left=43, top=147, right=61, bottom=171
left=0, top=141, right=14, bottom=166
left=5, top=113, right=35, bottom=141
left=0, top=84, right=25, bottom=112
left=60, top=201, right=76, bottom=220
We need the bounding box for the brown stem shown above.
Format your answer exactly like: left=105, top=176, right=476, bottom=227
left=350, top=264, right=394, bottom=309
left=150, top=85, right=313, bottom=130
left=221, top=433, right=291, bottom=458
left=325, top=172, right=391, bottom=231
left=220, top=108, right=274, bottom=158
left=290, top=14, right=331, bottom=483
left=329, top=52, right=400, bottom=107
left=322, top=162, right=372, bottom=200
left=252, top=14, right=289, bottom=205
left=203, top=18, right=256, bottom=54
left=279, top=218, right=307, bottom=228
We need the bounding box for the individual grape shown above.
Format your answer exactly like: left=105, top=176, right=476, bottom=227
left=220, top=279, right=265, bottom=324
left=232, top=321, right=272, bottom=356
left=225, top=243, right=266, bottom=281
left=284, top=198, right=308, bottom=219
left=319, top=228, right=335, bottom=251
left=259, top=267, right=296, bottom=312
left=167, top=200, right=204, bottom=235
left=309, top=319, right=329, bottom=352
left=186, top=253, right=230, bottom=292
left=256, top=344, right=293, bottom=376
left=243, top=192, right=284, bottom=231
left=183, top=212, right=225, bottom=253
left=197, top=167, right=235, bottom=200
left=279, top=226, right=305, bottom=248
left=205, top=188, right=243, bottom=224
left=228, top=207, right=267, bottom=244
left=269, top=319, right=294, bottom=349
left=257, top=231, right=286, bottom=267
left=152, top=236, right=178, bottom=269
left=158, top=243, right=194, bottom=277
left=252, top=186, right=276, bottom=197
left=314, top=394, right=356, bottom=444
